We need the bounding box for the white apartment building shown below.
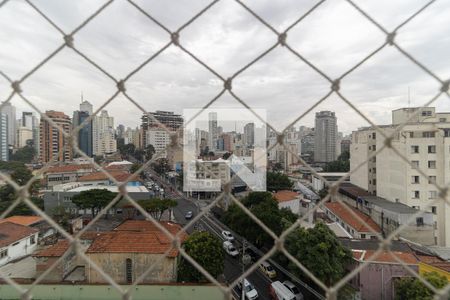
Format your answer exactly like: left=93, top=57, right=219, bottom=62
left=314, top=111, right=337, bottom=163
left=93, top=110, right=117, bottom=156
left=145, top=127, right=171, bottom=155
left=17, top=126, right=33, bottom=148
left=351, top=107, right=450, bottom=246
left=0, top=113, right=8, bottom=161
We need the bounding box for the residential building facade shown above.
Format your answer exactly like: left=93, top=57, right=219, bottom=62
left=93, top=110, right=116, bottom=156
left=0, top=112, right=8, bottom=161
left=39, top=111, right=73, bottom=163
left=350, top=107, right=450, bottom=246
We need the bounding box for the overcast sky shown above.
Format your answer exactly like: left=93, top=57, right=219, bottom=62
left=0, top=0, right=449, bottom=134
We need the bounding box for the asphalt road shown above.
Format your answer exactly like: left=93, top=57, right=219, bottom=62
left=144, top=169, right=322, bottom=300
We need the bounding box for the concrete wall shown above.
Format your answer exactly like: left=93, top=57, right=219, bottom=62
left=0, top=233, right=38, bottom=267
left=352, top=262, right=418, bottom=300
left=86, top=253, right=177, bottom=284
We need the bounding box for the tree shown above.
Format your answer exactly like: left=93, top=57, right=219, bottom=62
left=130, top=163, right=141, bottom=174
left=153, top=158, right=170, bottom=175
left=323, top=151, right=350, bottom=172
left=138, top=198, right=177, bottom=220
left=284, top=222, right=352, bottom=286
left=10, top=145, right=36, bottom=163
left=272, top=162, right=284, bottom=172
left=72, top=189, right=117, bottom=218
left=144, top=144, right=155, bottom=161
left=223, top=192, right=284, bottom=247
left=222, top=152, right=232, bottom=160
left=395, top=272, right=448, bottom=300
left=267, top=172, right=293, bottom=192
left=178, top=231, right=224, bottom=282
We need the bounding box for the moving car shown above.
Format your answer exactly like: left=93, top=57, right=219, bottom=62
left=185, top=211, right=193, bottom=219
left=223, top=241, right=239, bottom=257
left=283, top=281, right=303, bottom=300
left=269, top=281, right=296, bottom=300
left=259, top=261, right=277, bottom=279
left=238, top=278, right=259, bottom=300
left=221, top=230, right=234, bottom=241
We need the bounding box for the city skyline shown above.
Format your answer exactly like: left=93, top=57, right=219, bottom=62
left=1, top=1, right=450, bottom=135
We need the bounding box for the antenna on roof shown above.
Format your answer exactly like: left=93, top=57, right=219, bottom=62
left=81, top=91, right=84, bottom=103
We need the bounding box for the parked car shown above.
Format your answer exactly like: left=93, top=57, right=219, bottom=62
left=269, top=281, right=296, bottom=300
left=185, top=211, right=193, bottom=219
left=283, top=281, right=303, bottom=300
left=223, top=241, right=239, bottom=257
left=245, top=248, right=260, bottom=262
left=221, top=230, right=234, bottom=241
left=259, top=261, right=277, bottom=279
left=238, top=278, right=259, bottom=300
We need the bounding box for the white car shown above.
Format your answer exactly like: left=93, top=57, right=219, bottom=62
left=221, top=230, right=234, bottom=241
left=283, top=280, right=303, bottom=300
left=223, top=241, right=239, bottom=257
left=238, top=278, right=258, bottom=300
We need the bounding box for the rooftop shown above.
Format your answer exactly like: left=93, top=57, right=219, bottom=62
left=68, top=185, right=149, bottom=193
left=0, top=222, right=38, bottom=247
left=417, top=255, right=450, bottom=272
left=338, top=183, right=371, bottom=200
left=86, top=221, right=186, bottom=256
left=33, top=240, right=70, bottom=257
left=0, top=216, right=43, bottom=226
left=45, top=164, right=94, bottom=174
left=293, top=182, right=320, bottom=200
left=360, top=196, right=419, bottom=214
left=324, top=202, right=381, bottom=233
left=78, top=171, right=138, bottom=182
left=107, top=161, right=132, bottom=166
left=353, top=250, right=418, bottom=264
left=272, top=190, right=300, bottom=203
left=339, top=238, right=411, bottom=252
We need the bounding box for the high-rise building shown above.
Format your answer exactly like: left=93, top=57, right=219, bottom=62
left=20, top=111, right=39, bottom=152
left=124, top=127, right=140, bottom=146
left=0, top=113, right=8, bottom=161
left=16, top=127, right=33, bottom=148
left=116, top=124, right=125, bottom=139
left=208, top=112, right=218, bottom=151
left=141, top=111, right=183, bottom=148
left=314, top=111, right=337, bottom=163
left=243, top=123, right=255, bottom=148
left=145, top=127, right=171, bottom=156
left=0, top=102, right=16, bottom=148
left=39, top=111, right=72, bottom=163
left=93, top=110, right=116, bottom=156
left=350, top=107, right=450, bottom=246
left=73, top=101, right=93, bottom=157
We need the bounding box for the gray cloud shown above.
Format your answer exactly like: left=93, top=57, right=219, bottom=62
left=0, top=0, right=449, bottom=134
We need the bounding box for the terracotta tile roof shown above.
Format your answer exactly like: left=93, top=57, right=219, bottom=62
left=353, top=250, right=418, bottom=264
left=78, top=171, right=138, bottom=182
left=324, top=201, right=381, bottom=233
left=418, top=255, right=450, bottom=272
left=0, top=216, right=43, bottom=226
left=86, top=221, right=186, bottom=256
left=272, top=190, right=300, bottom=203
left=80, top=231, right=105, bottom=240
left=46, top=164, right=94, bottom=174
left=33, top=240, right=70, bottom=257
left=0, top=222, right=38, bottom=247
left=104, top=164, right=130, bottom=171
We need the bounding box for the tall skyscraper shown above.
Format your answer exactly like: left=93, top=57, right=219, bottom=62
left=208, top=112, right=218, bottom=151
left=243, top=123, right=255, bottom=148
left=73, top=100, right=93, bottom=157
left=0, top=102, right=16, bottom=148
left=93, top=110, right=116, bottom=156
left=314, top=111, right=337, bottom=163
left=39, top=111, right=72, bottom=163
left=0, top=113, right=8, bottom=161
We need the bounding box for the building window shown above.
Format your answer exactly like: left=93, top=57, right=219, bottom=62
left=428, top=161, right=436, bottom=169
left=412, top=205, right=420, bottom=210
left=422, top=131, right=435, bottom=138
left=372, top=133, right=376, bottom=139
left=416, top=217, right=424, bottom=226
left=429, top=191, right=437, bottom=199
left=30, top=235, right=36, bottom=245
left=431, top=206, right=437, bottom=214
left=422, top=111, right=432, bottom=116
left=412, top=191, right=420, bottom=199
left=361, top=234, right=366, bottom=239
left=411, top=161, right=419, bottom=169
left=125, top=258, right=132, bottom=284
left=372, top=145, right=376, bottom=151
left=372, top=179, right=376, bottom=185
left=0, top=249, right=7, bottom=258
left=428, top=145, right=436, bottom=153
left=411, top=176, right=420, bottom=184
left=411, top=146, right=419, bottom=153
left=373, top=168, right=376, bottom=174
left=440, top=118, right=446, bottom=122
left=428, top=176, right=437, bottom=184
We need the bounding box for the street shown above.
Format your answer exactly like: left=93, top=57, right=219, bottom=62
left=145, top=169, right=323, bottom=300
